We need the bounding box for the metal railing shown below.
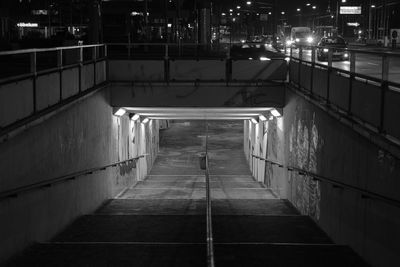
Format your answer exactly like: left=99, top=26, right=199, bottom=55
left=0, top=44, right=106, bottom=82
left=0, top=155, right=145, bottom=201
left=0, top=44, right=108, bottom=138
left=106, top=43, right=229, bottom=60
left=106, top=43, right=287, bottom=85
left=286, top=44, right=400, bottom=85
left=205, top=123, right=215, bottom=267
left=286, top=44, right=400, bottom=143
left=251, top=154, right=400, bottom=209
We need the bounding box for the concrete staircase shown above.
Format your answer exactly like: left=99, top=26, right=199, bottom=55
left=6, top=121, right=367, bottom=266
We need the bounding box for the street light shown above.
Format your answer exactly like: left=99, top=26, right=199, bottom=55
left=368, top=3, right=376, bottom=40
left=297, top=8, right=301, bottom=12
left=246, top=1, right=252, bottom=5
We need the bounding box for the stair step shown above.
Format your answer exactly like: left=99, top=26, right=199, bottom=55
left=95, top=199, right=298, bottom=216
left=134, top=181, right=263, bottom=189
left=119, top=188, right=275, bottom=200
left=96, top=199, right=206, bottom=215
left=213, top=215, right=333, bottom=244
left=214, top=244, right=368, bottom=267
left=212, top=199, right=299, bottom=216
left=6, top=243, right=206, bottom=267
left=53, top=215, right=205, bottom=243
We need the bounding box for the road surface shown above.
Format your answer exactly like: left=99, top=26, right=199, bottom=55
left=285, top=48, right=400, bottom=84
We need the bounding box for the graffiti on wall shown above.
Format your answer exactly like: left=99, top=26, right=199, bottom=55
left=263, top=119, right=283, bottom=192
left=289, top=112, right=323, bottom=220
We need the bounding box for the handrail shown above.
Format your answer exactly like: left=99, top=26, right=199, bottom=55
left=205, top=123, right=215, bottom=267
left=0, top=44, right=105, bottom=56
left=0, top=155, right=145, bottom=201
left=251, top=155, right=400, bottom=209
left=107, top=43, right=212, bottom=46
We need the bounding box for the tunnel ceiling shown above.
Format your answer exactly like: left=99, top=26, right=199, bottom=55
left=124, top=107, right=274, bottom=120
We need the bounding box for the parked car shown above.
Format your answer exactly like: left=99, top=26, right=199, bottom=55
left=317, top=36, right=349, bottom=61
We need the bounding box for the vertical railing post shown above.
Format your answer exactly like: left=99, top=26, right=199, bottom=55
left=164, top=44, right=169, bottom=84
left=326, top=48, right=333, bottom=105
left=30, top=51, right=37, bottom=113
left=380, top=54, right=390, bottom=133
left=128, top=37, right=131, bottom=58
left=93, top=46, right=97, bottom=86
left=104, top=44, right=109, bottom=83
left=288, top=46, right=293, bottom=84
left=57, top=49, right=63, bottom=68
left=79, top=46, right=83, bottom=92
left=57, top=49, right=63, bottom=101
left=327, top=49, right=333, bottom=68
left=348, top=50, right=356, bottom=115
left=298, top=46, right=303, bottom=88
left=225, top=46, right=232, bottom=86
left=310, top=46, right=315, bottom=94
left=30, top=52, right=37, bottom=74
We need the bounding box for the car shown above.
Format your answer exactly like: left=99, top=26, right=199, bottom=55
left=287, top=27, right=315, bottom=48
left=317, top=36, right=349, bottom=61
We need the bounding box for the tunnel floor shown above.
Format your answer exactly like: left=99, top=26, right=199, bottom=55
left=6, top=121, right=367, bottom=266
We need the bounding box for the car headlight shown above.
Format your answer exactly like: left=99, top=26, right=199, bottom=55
left=307, top=37, right=314, bottom=43
left=323, top=48, right=329, bottom=53
left=259, top=56, right=271, bottom=61
left=295, top=38, right=300, bottom=43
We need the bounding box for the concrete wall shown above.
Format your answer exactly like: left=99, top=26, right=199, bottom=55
left=244, top=118, right=288, bottom=198
left=244, top=88, right=400, bottom=266
left=289, top=60, right=400, bottom=142
left=108, top=59, right=287, bottom=82
left=0, top=88, right=159, bottom=262
left=0, top=60, right=107, bottom=129
left=244, top=87, right=400, bottom=266
left=110, top=83, right=285, bottom=108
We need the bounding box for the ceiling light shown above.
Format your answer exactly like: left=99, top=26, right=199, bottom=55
left=114, top=108, right=126, bottom=117
left=271, top=109, right=281, bottom=117
left=131, top=114, right=140, bottom=121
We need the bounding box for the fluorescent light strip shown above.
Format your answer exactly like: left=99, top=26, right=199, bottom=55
left=131, top=114, right=140, bottom=121
left=271, top=109, right=281, bottom=117
left=114, top=108, right=126, bottom=117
